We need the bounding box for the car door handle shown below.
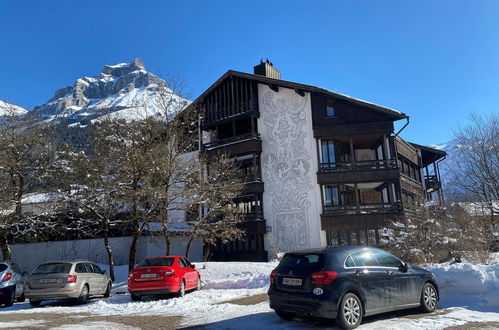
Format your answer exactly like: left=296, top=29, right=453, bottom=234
left=386, top=270, right=394, bottom=275
left=355, top=270, right=366, bottom=275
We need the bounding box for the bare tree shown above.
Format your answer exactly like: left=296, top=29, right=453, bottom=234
left=449, top=113, right=498, bottom=219
left=0, top=105, right=54, bottom=259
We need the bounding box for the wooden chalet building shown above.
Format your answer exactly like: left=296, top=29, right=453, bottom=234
left=189, top=60, right=446, bottom=261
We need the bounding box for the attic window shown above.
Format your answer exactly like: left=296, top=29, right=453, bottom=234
left=326, top=105, right=335, bottom=117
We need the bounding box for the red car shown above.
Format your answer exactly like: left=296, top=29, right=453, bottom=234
left=128, top=256, right=201, bottom=301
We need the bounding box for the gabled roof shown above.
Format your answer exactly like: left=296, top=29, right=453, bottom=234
left=189, top=70, right=408, bottom=120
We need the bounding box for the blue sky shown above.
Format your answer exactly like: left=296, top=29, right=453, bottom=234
left=1, top=0, right=498, bottom=145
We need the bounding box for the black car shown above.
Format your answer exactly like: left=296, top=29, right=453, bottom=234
left=268, top=246, right=439, bottom=329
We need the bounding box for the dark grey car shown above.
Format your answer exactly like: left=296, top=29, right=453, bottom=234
left=268, top=247, right=439, bottom=329
left=0, top=261, right=27, bottom=307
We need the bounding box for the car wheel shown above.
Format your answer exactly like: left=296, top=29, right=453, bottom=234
left=103, top=282, right=111, bottom=298
left=16, top=292, right=26, bottom=303
left=4, top=288, right=15, bottom=307
left=29, top=300, right=41, bottom=307
left=196, top=276, right=202, bottom=291
left=420, top=283, right=438, bottom=313
left=275, top=310, right=295, bottom=320
left=130, top=294, right=141, bottom=302
left=177, top=280, right=186, bottom=298
left=78, top=285, right=89, bottom=304
left=336, top=293, right=363, bottom=329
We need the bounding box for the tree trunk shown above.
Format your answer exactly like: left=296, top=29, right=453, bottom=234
left=185, top=236, right=194, bottom=258
left=161, top=224, right=171, bottom=255
left=0, top=236, right=11, bottom=260
left=103, top=229, right=115, bottom=282
left=128, top=230, right=141, bottom=273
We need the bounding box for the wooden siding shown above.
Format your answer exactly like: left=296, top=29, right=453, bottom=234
left=317, top=168, right=400, bottom=184
left=202, top=77, right=258, bottom=128
left=321, top=213, right=401, bottom=231
left=396, top=138, right=420, bottom=164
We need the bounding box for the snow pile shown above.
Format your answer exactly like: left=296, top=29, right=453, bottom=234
left=427, top=262, right=499, bottom=311
left=199, top=261, right=276, bottom=290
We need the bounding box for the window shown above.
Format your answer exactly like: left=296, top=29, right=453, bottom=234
left=321, top=140, right=336, bottom=165
left=350, top=250, right=378, bottom=267
left=372, top=250, right=402, bottom=268
left=178, top=258, right=187, bottom=267
left=138, top=258, right=174, bottom=267
left=324, top=186, right=340, bottom=206
left=345, top=255, right=355, bottom=267
left=327, top=105, right=335, bottom=117
left=75, top=263, right=89, bottom=273
left=90, top=264, right=103, bottom=274
left=280, top=254, right=324, bottom=270
left=33, top=263, right=72, bottom=274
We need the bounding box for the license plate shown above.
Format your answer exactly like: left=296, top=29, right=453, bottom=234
left=39, top=279, right=57, bottom=284
left=282, top=278, right=302, bottom=286
left=141, top=273, right=158, bottom=278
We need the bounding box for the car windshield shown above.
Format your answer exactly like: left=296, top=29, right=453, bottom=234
left=138, top=258, right=174, bottom=267
left=0, top=264, right=7, bottom=272
left=33, top=263, right=72, bottom=274
left=280, top=254, right=325, bottom=270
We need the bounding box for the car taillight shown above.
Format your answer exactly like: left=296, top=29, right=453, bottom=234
left=1, top=272, right=12, bottom=282
left=128, top=272, right=134, bottom=279
left=67, top=275, right=77, bottom=283
left=311, top=271, right=338, bottom=285
left=270, top=269, right=277, bottom=285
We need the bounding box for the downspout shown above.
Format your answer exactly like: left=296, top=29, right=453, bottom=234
left=394, top=116, right=410, bottom=138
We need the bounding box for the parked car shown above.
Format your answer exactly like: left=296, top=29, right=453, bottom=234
left=25, top=260, right=112, bottom=306
left=268, top=247, right=439, bottom=329
left=128, top=256, right=201, bottom=301
left=0, top=261, right=27, bottom=307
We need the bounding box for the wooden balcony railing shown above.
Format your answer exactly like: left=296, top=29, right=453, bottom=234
left=319, top=159, right=397, bottom=173
left=202, top=132, right=260, bottom=150
left=323, top=202, right=402, bottom=215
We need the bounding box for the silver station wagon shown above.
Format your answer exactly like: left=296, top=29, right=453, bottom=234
left=25, top=261, right=112, bottom=306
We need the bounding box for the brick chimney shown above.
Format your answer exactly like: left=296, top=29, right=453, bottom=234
left=253, top=58, right=280, bottom=79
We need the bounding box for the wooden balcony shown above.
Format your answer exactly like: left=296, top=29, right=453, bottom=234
left=321, top=204, right=403, bottom=231
left=425, top=175, right=442, bottom=192
left=202, top=133, right=262, bottom=157
left=318, top=159, right=399, bottom=184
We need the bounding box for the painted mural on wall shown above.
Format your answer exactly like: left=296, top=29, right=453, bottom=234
left=260, top=89, right=314, bottom=251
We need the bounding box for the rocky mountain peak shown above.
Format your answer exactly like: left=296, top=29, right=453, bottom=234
left=30, top=59, right=186, bottom=122
left=101, top=58, right=145, bottom=77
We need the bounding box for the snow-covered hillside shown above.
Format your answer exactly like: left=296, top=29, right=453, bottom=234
left=31, top=58, right=189, bottom=123
left=0, top=100, right=28, bottom=116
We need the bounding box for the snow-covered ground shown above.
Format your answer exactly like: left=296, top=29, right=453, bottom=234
left=0, top=259, right=498, bottom=329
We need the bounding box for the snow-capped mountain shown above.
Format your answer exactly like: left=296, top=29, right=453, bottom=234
left=0, top=100, right=28, bottom=117
left=31, top=58, right=189, bottom=124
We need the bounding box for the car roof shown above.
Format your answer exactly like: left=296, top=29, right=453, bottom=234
left=285, top=246, right=371, bottom=255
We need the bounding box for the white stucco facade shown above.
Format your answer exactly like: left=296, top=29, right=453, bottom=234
left=257, top=84, right=325, bottom=254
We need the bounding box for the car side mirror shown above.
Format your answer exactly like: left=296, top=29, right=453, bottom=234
left=101, top=270, right=107, bottom=275
left=399, top=262, right=409, bottom=272
left=192, top=264, right=196, bottom=269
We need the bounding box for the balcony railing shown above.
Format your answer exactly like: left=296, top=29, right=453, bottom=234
left=425, top=175, right=441, bottom=192
left=323, top=202, right=402, bottom=215
left=202, top=132, right=260, bottom=150
left=319, top=159, right=397, bottom=173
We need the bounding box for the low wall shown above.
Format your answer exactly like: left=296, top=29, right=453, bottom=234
left=0, top=235, right=203, bottom=273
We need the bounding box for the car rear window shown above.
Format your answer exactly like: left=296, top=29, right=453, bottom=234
left=280, top=254, right=325, bottom=270
left=0, top=264, right=7, bottom=272
left=138, top=258, right=174, bottom=267
left=33, top=263, right=72, bottom=274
